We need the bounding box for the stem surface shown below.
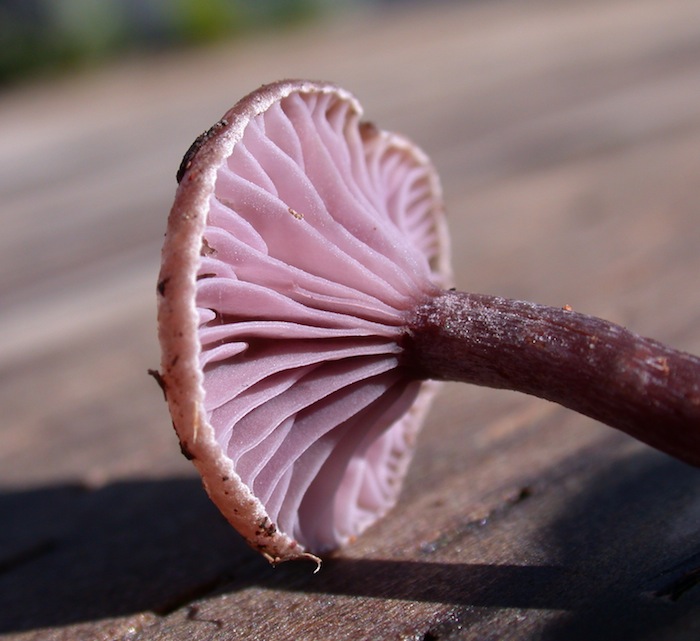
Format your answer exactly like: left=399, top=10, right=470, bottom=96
left=406, top=290, right=700, bottom=466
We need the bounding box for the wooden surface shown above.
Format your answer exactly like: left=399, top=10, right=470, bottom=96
left=2, top=0, right=700, bottom=638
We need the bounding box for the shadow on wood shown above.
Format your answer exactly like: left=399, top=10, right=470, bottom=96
left=0, top=478, right=260, bottom=633
left=539, top=452, right=700, bottom=640
left=1, top=452, right=699, bottom=636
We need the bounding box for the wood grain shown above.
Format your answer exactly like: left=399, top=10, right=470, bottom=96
left=1, top=0, right=700, bottom=638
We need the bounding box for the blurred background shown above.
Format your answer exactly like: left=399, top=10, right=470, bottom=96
left=0, top=0, right=411, bottom=85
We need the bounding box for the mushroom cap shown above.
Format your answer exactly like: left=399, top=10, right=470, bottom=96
left=157, top=80, right=451, bottom=563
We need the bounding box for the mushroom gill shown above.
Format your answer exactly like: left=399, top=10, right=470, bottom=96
left=158, top=80, right=450, bottom=562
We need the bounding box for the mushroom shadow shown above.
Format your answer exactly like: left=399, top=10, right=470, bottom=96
left=2, top=452, right=699, bottom=635
left=261, top=556, right=577, bottom=610
left=0, top=477, right=582, bottom=633
left=0, top=478, right=265, bottom=633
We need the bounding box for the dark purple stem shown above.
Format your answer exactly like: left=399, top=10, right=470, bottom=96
left=405, top=290, right=700, bottom=467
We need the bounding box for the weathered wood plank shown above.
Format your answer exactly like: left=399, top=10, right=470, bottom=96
left=1, top=0, right=700, bottom=638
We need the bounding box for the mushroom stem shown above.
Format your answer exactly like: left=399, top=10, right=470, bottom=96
left=406, top=290, right=700, bottom=466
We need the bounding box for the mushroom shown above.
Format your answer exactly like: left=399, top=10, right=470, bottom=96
left=157, top=79, right=700, bottom=566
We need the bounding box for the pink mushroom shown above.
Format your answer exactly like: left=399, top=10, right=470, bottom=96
left=157, top=79, right=700, bottom=566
